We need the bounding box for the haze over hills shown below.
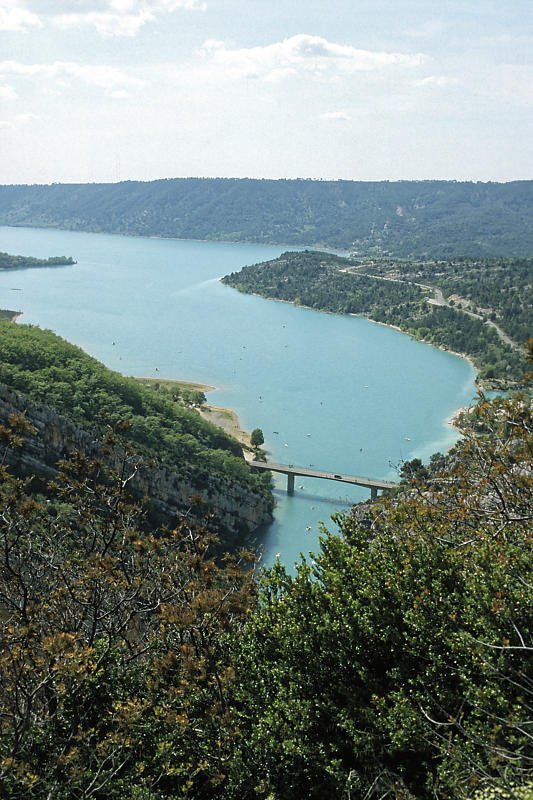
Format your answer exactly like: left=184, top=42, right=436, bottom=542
left=1, top=178, right=532, bottom=258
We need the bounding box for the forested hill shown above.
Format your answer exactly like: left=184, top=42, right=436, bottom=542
left=0, top=251, right=75, bottom=268
left=222, top=250, right=531, bottom=388
left=0, top=178, right=532, bottom=257
left=0, top=320, right=273, bottom=537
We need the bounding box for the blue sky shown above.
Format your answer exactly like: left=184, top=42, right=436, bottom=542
left=1, top=0, right=532, bottom=183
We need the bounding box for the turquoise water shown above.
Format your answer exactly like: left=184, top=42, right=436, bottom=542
left=0, top=226, right=477, bottom=568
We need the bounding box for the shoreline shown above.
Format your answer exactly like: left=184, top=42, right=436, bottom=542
left=0, top=222, right=345, bottom=255
left=135, top=375, right=215, bottom=393
left=242, top=290, right=488, bottom=390
left=447, top=405, right=471, bottom=429
left=138, top=363, right=471, bottom=461
left=366, top=317, right=482, bottom=385
left=0, top=309, right=22, bottom=322
left=134, top=376, right=252, bottom=451
left=241, top=290, right=517, bottom=394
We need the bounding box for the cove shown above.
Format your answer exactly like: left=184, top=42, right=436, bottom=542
left=0, top=226, right=477, bottom=568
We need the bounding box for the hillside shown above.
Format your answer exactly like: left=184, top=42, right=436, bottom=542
left=222, top=250, right=531, bottom=388
left=0, top=373, right=531, bottom=798
left=0, top=319, right=273, bottom=539
left=1, top=178, right=533, bottom=257
left=0, top=251, right=75, bottom=269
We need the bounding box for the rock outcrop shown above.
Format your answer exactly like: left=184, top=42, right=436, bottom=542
left=0, top=382, right=272, bottom=547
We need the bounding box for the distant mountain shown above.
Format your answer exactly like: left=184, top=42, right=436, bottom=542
left=0, top=178, right=532, bottom=257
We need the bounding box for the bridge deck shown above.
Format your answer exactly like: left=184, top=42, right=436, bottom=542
left=249, top=460, right=397, bottom=491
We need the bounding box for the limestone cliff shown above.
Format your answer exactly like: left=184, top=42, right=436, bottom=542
left=0, top=382, right=272, bottom=547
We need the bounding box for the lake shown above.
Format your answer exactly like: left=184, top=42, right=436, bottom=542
left=0, top=226, right=477, bottom=568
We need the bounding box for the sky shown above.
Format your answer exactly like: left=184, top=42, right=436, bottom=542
left=0, top=0, right=532, bottom=184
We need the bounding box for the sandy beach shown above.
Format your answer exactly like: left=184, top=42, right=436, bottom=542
left=135, top=376, right=252, bottom=451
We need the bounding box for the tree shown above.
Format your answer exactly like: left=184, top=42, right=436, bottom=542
left=250, top=428, right=264, bottom=449
left=225, top=388, right=533, bottom=799
left=398, top=456, right=428, bottom=482
left=181, top=389, right=206, bottom=407
left=0, top=416, right=256, bottom=799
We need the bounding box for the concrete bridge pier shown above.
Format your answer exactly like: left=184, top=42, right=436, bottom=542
left=249, top=460, right=397, bottom=499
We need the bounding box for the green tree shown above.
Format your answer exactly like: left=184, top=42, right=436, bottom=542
left=250, top=428, right=264, bottom=449
left=0, top=417, right=256, bottom=799
left=226, top=389, right=533, bottom=799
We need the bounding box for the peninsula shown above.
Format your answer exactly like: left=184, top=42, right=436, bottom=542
left=0, top=319, right=274, bottom=544
left=222, top=250, right=531, bottom=389
left=134, top=376, right=253, bottom=451
left=0, top=251, right=76, bottom=269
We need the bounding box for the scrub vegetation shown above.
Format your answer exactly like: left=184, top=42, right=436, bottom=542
left=0, top=328, right=531, bottom=798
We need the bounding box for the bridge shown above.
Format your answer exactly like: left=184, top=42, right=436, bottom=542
left=249, top=461, right=397, bottom=500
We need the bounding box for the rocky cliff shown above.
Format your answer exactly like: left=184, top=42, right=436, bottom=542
left=0, top=382, right=272, bottom=547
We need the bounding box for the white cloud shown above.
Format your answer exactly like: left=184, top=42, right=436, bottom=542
left=0, top=111, right=39, bottom=129
left=0, top=60, right=147, bottom=94
left=197, top=34, right=425, bottom=82
left=15, top=111, right=39, bottom=121
left=150, top=0, right=205, bottom=8
left=320, top=110, right=351, bottom=121
left=0, top=2, right=42, bottom=31
left=414, top=75, right=458, bottom=88
left=50, top=0, right=205, bottom=36
left=404, top=20, right=446, bottom=39
left=53, top=10, right=153, bottom=37
left=0, top=82, right=17, bottom=99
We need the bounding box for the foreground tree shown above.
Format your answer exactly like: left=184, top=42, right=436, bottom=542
left=1, top=375, right=532, bottom=799
left=0, top=418, right=255, bottom=799
left=226, top=388, right=533, bottom=799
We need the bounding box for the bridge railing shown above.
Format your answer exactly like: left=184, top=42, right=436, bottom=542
left=249, top=460, right=397, bottom=499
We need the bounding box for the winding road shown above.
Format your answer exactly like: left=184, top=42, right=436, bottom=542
left=344, top=268, right=520, bottom=351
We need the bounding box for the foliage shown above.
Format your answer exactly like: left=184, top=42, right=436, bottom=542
left=223, top=250, right=424, bottom=314
left=0, top=365, right=532, bottom=798
left=0, top=417, right=256, bottom=799
left=181, top=389, right=207, bottom=407
left=0, top=251, right=75, bottom=269
left=250, top=428, right=264, bottom=449
left=1, top=179, right=533, bottom=257
left=223, top=251, right=530, bottom=388
left=0, top=320, right=271, bottom=499
left=226, top=389, right=533, bottom=799
left=355, top=256, right=533, bottom=359
left=1, top=324, right=532, bottom=797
